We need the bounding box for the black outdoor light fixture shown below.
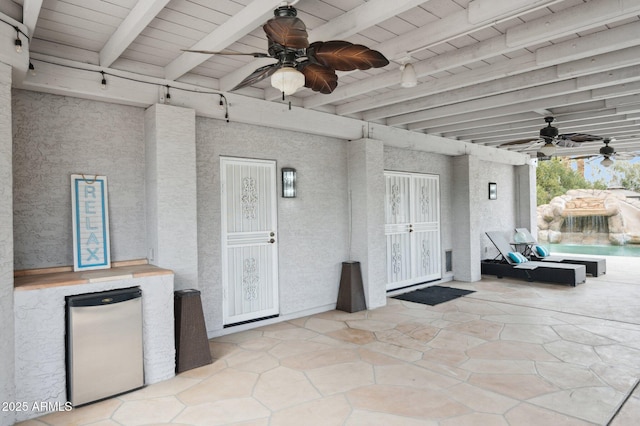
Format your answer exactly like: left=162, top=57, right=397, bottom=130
left=282, top=167, right=296, bottom=198
left=488, top=182, right=497, bottom=200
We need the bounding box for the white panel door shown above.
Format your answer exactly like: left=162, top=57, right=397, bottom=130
left=385, top=172, right=412, bottom=289
left=385, top=172, right=441, bottom=291
left=221, top=157, right=279, bottom=325
left=411, top=174, right=441, bottom=282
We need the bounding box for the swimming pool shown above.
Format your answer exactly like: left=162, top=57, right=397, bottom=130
left=549, top=243, right=640, bottom=257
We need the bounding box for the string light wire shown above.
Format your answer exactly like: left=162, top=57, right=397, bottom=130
left=31, top=58, right=230, bottom=123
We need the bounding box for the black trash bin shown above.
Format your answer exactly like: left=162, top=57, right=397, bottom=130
left=174, top=289, right=212, bottom=373
left=336, top=261, right=367, bottom=313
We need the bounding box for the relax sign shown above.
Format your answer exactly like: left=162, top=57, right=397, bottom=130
left=71, top=174, right=111, bottom=271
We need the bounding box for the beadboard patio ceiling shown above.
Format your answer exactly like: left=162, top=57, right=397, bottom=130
left=6, top=0, right=640, bottom=159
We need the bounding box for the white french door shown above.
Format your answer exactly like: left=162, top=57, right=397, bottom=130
left=221, top=157, right=279, bottom=325
left=385, top=171, right=441, bottom=291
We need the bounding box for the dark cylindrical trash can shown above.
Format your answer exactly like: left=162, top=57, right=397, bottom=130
left=336, top=261, right=367, bottom=313
left=174, top=289, right=212, bottom=373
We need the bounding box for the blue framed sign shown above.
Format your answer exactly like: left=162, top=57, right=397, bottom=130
left=71, top=174, right=111, bottom=271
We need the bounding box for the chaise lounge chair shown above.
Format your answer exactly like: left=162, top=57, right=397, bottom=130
left=481, top=231, right=586, bottom=286
left=514, top=228, right=606, bottom=277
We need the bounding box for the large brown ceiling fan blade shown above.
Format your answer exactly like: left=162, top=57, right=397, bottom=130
left=499, top=138, right=543, bottom=147
left=570, top=154, right=599, bottom=160
left=558, top=133, right=604, bottom=143
left=615, top=151, right=640, bottom=160
left=231, top=63, right=280, bottom=91
left=264, top=16, right=309, bottom=49
left=182, top=49, right=271, bottom=58
left=307, top=41, right=389, bottom=71
left=299, top=63, right=338, bottom=94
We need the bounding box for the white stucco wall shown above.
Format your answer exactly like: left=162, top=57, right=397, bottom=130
left=12, top=90, right=147, bottom=269
left=0, top=63, right=15, bottom=426
left=474, top=159, right=519, bottom=261
left=145, top=104, right=198, bottom=290
left=348, top=139, right=386, bottom=309
left=451, top=155, right=518, bottom=281
left=195, top=117, right=349, bottom=334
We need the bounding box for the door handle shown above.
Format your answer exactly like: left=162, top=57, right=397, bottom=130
left=269, top=238, right=275, bottom=244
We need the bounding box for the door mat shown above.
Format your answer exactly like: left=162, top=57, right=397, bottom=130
left=392, top=285, right=475, bottom=306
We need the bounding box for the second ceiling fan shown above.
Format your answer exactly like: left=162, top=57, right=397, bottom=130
left=570, top=138, right=640, bottom=167
left=499, top=116, right=604, bottom=156
left=185, top=2, right=390, bottom=96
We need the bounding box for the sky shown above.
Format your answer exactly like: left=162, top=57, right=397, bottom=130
left=577, top=157, right=639, bottom=186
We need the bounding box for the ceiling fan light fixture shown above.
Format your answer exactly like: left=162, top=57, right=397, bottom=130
left=601, top=156, right=613, bottom=167
left=271, top=66, right=305, bottom=96
left=400, top=63, right=417, bottom=88
left=539, top=142, right=556, bottom=156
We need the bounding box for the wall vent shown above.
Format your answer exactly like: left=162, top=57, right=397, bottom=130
left=445, top=250, right=453, bottom=272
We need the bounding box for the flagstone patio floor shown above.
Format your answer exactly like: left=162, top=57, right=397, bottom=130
left=18, top=255, right=640, bottom=425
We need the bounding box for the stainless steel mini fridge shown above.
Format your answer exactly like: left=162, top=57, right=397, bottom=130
left=66, top=287, right=144, bottom=406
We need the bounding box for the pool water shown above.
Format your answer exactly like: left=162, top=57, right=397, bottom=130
left=549, top=243, right=640, bottom=257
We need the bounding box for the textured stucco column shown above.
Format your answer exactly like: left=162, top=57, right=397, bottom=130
left=515, top=163, right=537, bottom=234
left=347, top=138, right=386, bottom=309
left=145, top=104, right=198, bottom=290
left=0, top=62, right=15, bottom=426
left=452, top=155, right=481, bottom=282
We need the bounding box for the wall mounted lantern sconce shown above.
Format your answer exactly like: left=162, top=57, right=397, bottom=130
left=282, top=167, right=296, bottom=198
left=488, top=182, right=497, bottom=200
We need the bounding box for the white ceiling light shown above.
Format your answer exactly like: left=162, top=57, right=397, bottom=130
left=271, top=66, right=305, bottom=96
left=539, top=142, right=556, bottom=156
left=400, top=63, right=417, bottom=88
left=600, top=156, right=613, bottom=167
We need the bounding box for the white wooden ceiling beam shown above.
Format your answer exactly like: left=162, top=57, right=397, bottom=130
left=427, top=112, right=542, bottom=135
left=306, top=0, right=639, bottom=111
left=164, top=0, right=282, bottom=82
left=557, top=45, right=640, bottom=79
left=536, top=21, right=640, bottom=67
left=367, top=48, right=640, bottom=124
left=221, top=0, right=429, bottom=94
left=468, top=0, right=561, bottom=24
left=363, top=57, right=547, bottom=121
left=408, top=92, right=596, bottom=131
left=616, top=103, right=640, bottom=114
left=358, top=28, right=640, bottom=120
left=22, top=0, right=43, bottom=38
left=445, top=109, right=621, bottom=140
left=388, top=79, right=581, bottom=127
left=592, top=81, right=640, bottom=100
left=100, top=0, right=171, bottom=68
left=577, top=65, right=640, bottom=91
left=506, top=0, right=640, bottom=47
left=606, top=94, right=640, bottom=108
left=309, top=34, right=513, bottom=111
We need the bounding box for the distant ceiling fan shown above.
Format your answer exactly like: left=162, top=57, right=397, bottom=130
left=499, top=116, right=604, bottom=156
left=570, top=138, right=640, bottom=167
left=184, top=1, right=389, bottom=95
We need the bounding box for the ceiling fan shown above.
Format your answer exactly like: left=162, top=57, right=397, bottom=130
left=570, top=138, right=640, bottom=167
left=499, top=116, right=604, bottom=156
left=184, top=1, right=389, bottom=96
